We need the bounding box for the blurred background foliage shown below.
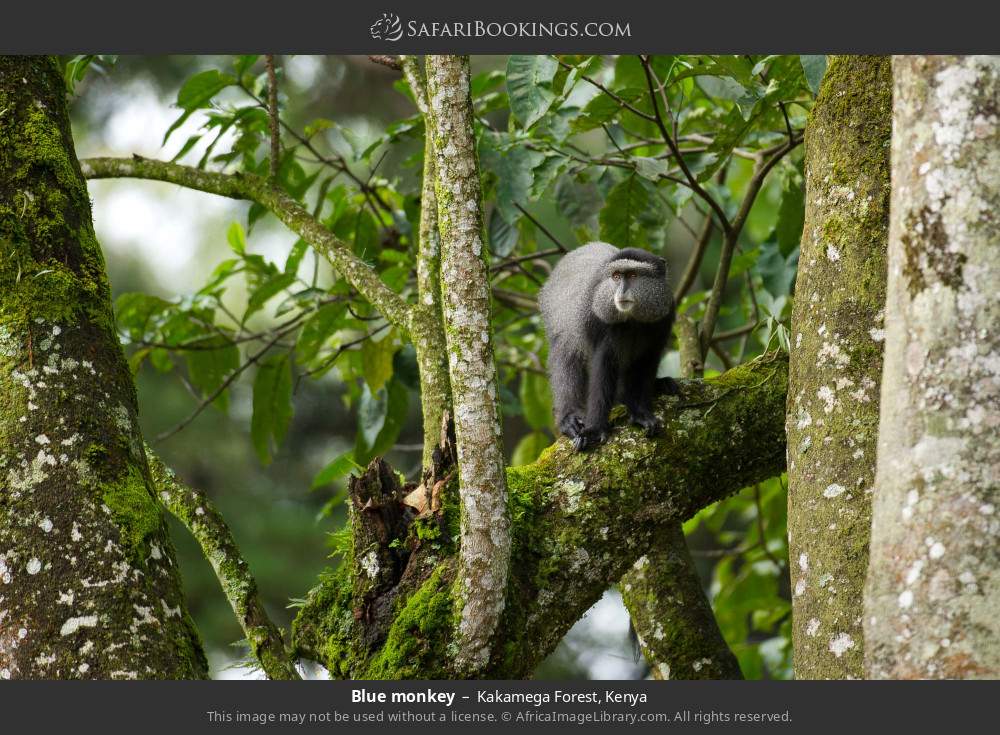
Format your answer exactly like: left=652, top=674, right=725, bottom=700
left=67, top=53, right=817, bottom=679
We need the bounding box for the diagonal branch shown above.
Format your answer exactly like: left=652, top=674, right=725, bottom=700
left=147, top=448, right=301, bottom=680
left=621, top=524, right=744, bottom=680
left=293, top=352, right=788, bottom=678
left=698, top=138, right=801, bottom=359
left=80, top=156, right=411, bottom=333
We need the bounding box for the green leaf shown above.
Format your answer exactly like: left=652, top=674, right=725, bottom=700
left=233, top=55, right=260, bottom=78
left=571, top=87, right=646, bottom=132
left=284, top=239, right=309, bottom=274
left=355, top=378, right=409, bottom=462
left=185, top=340, right=239, bottom=411
left=483, top=138, right=545, bottom=226
left=775, top=167, right=805, bottom=257
left=163, top=69, right=236, bottom=144
left=311, top=452, right=361, bottom=489
left=555, top=175, right=602, bottom=227
left=799, top=55, right=827, bottom=96
left=519, top=372, right=553, bottom=431
left=227, top=221, right=246, bottom=255
left=115, top=292, right=172, bottom=341
left=634, top=156, right=670, bottom=181
left=489, top=208, right=519, bottom=258
left=295, top=303, right=348, bottom=367
left=251, top=355, right=294, bottom=465
left=360, top=329, right=397, bottom=392
left=506, top=55, right=559, bottom=129
left=357, top=382, right=388, bottom=452
left=246, top=272, right=297, bottom=319
left=599, top=174, right=650, bottom=248
left=511, top=431, right=550, bottom=467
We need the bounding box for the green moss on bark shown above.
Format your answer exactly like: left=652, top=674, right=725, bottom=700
left=786, top=55, right=891, bottom=680
left=294, top=354, right=788, bottom=679
left=0, top=55, right=207, bottom=679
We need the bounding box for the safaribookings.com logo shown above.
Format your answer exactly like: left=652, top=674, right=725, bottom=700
left=369, top=13, right=631, bottom=41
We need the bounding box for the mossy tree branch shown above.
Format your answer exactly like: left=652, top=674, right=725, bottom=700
left=147, top=449, right=300, bottom=680
left=620, top=525, right=743, bottom=680
left=292, top=353, right=788, bottom=679
left=79, top=156, right=411, bottom=334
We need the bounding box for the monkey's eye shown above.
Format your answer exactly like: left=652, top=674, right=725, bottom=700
left=611, top=272, right=622, bottom=281
left=626, top=272, right=636, bottom=280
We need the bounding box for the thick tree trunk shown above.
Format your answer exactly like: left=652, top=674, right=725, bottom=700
left=0, top=56, right=207, bottom=679
left=786, top=55, right=891, bottom=679
left=865, top=55, right=1000, bottom=679
left=424, top=55, right=511, bottom=673
left=293, top=355, right=788, bottom=679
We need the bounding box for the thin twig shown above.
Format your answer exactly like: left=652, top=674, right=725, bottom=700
left=753, top=484, right=783, bottom=568
left=513, top=202, right=568, bottom=253
left=265, top=55, right=281, bottom=180
left=674, top=213, right=715, bottom=301
left=155, top=325, right=295, bottom=442
left=368, top=55, right=402, bottom=71
left=490, top=247, right=563, bottom=274
left=639, top=55, right=732, bottom=235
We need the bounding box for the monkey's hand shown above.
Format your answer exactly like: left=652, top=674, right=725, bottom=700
left=572, top=425, right=609, bottom=452
left=629, top=410, right=663, bottom=437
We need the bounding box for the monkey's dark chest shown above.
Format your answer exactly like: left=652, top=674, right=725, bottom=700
left=602, top=321, right=666, bottom=362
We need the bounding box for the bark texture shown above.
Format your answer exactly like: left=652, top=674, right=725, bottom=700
left=0, top=56, right=207, bottom=679
left=425, top=55, right=510, bottom=672
left=786, top=55, right=892, bottom=679
left=292, top=354, right=788, bottom=679
left=865, top=55, right=1000, bottom=679
left=620, top=525, right=743, bottom=680
left=401, top=55, right=452, bottom=470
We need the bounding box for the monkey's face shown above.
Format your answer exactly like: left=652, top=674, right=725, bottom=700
left=593, top=258, right=671, bottom=324
left=611, top=270, right=640, bottom=315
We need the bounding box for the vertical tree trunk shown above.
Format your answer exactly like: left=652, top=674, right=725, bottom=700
left=0, top=56, right=207, bottom=679
left=400, top=55, right=452, bottom=469
left=786, top=55, right=891, bottom=679
left=425, top=55, right=511, bottom=673
left=865, top=55, right=1000, bottom=679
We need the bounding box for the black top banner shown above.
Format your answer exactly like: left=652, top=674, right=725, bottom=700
left=2, top=0, right=1000, bottom=54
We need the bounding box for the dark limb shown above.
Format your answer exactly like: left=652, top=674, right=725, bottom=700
left=549, top=345, right=587, bottom=440
left=624, top=349, right=664, bottom=436
left=576, top=341, right=617, bottom=451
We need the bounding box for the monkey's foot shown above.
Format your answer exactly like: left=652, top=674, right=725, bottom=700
left=572, top=426, right=609, bottom=452
left=629, top=412, right=663, bottom=437
left=559, top=414, right=585, bottom=439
